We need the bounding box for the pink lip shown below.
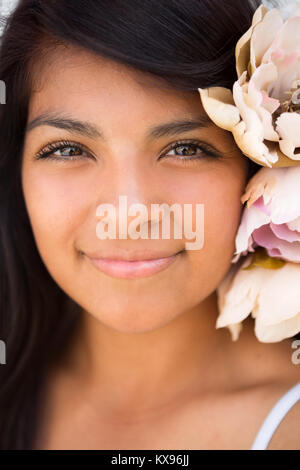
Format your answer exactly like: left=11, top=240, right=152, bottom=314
left=86, top=251, right=182, bottom=279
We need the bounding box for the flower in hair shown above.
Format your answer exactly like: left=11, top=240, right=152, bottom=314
left=216, top=162, right=300, bottom=342
left=198, top=3, right=300, bottom=168
left=233, top=165, right=300, bottom=263
left=216, top=252, right=300, bottom=343
left=205, top=2, right=300, bottom=343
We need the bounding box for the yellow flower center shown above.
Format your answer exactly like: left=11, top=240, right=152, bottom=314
left=242, top=247, right=286, bottom=270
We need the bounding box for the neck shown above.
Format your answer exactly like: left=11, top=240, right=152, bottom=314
left=58, top=291, right=233, bottom=414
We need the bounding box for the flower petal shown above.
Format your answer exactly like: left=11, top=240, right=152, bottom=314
left=268, top=50, right=300, bottom=102
left=241, top=167, right=280, bottom=207
left=216, top=258, right=269, bottom=328
left=252, top=224, right=300, bottom=262
left=232, top=121, right=277, bottom=167
left=236, top=4, right=268, bottom=78
left=270, top=222, right=300, bottom=242
left=276, top=112, right=300, bottom=158
left=227, top=323, right=243, bottom=342
left=198, top=87, right=240, bottom=131
left=254, top=311, right=300, bottom=342
left=264, top=141, right=300, bottom=167
left=288, top=216, right=300, bottom=232
left=250, top=8, right=283, bottom=74
left=247, top=63, right=280, bottom=141
left=217, top=259, right=300, bottom=343
left=235, top=199, right=270, bottom=254
left=263, top=16, right=300, bottom=62
left=253, top=262, right=300, bottom=326
left=267, top=166, right=300, bottom=222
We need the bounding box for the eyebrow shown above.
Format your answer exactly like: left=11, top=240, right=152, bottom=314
left=26, top=111, right=213, bottom=140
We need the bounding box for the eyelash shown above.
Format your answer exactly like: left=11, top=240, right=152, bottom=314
left=35, top=140, right=92, bottom=162
left=161, top=139, right=221, bottom=163
left=34, top=139, right=221, bottom=164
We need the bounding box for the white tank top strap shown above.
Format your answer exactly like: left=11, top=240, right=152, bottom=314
left=250, top=380, right=300, bottom=450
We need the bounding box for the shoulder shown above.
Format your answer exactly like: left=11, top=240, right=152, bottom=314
left=267, top=397, right=300, bottom=450
left=252, top=337, right=300, bottom=450
left=225, top=326, right=300, bottom=449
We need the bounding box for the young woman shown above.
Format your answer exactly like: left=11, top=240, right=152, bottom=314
left=0, top=0, right=299, bottom=450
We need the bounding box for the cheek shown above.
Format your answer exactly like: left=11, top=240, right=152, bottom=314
left=170, top=165, right=245, bottom=235
left=173, top=165, right=246, bottom=289
left=21, top=166, right=92, bottom=262
left=204, top=176, right=244, bottom=252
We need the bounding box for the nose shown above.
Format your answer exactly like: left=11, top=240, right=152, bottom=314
left=104, top=158, right=159, bottom=207
left=94, top=162, right=163, bottom=241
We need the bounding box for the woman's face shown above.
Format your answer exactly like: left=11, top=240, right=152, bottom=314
left=22, top=46, right=248, bottom=333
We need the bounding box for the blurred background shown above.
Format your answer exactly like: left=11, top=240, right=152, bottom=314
left=0, top=0, right=18, bottom=35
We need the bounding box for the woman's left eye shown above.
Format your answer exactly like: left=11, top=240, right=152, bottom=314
left=160, top=140, right=221, bottom=162
left=35, top=140, right=93, bottom=162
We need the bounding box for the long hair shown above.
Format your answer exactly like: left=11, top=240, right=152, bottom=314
left=0, top=0, right=288, bottom=450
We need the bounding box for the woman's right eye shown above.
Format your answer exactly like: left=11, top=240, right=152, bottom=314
left=35, top=140, right=93, bottom=162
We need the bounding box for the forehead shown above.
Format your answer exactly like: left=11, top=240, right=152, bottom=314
left=28, top=45, right=206, bottom=125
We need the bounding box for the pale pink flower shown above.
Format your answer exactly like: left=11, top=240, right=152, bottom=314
left=234, top=166, right=300, bottom=263
left=216, top=254, right=300, bottom=343
left=198, top=4, right=300, bottom=168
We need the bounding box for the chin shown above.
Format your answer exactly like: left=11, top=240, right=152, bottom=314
left=86, top=302, right=179, bottom=334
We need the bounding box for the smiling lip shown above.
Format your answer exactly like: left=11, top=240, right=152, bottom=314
left=85, top=250, right=183, bottom=279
